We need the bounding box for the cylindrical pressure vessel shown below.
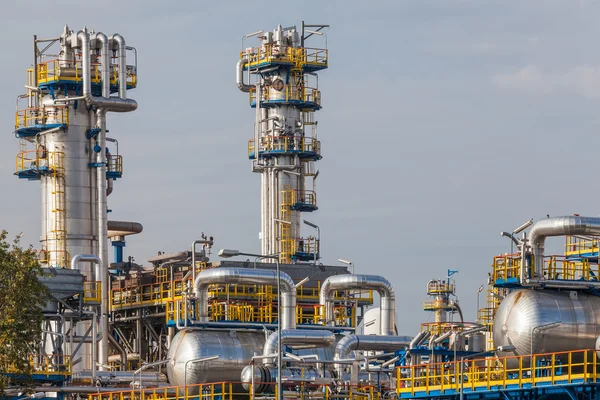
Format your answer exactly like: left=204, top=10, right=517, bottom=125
left=167, top=329, right=335, bottom=393
left=167, top=330, right=265, bottom=392
left=493, top=289, right=600, bottom=367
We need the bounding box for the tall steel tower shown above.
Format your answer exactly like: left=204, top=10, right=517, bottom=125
left=14, top=25, right=138, bottom=369
left=237, top=23, right=328, bottom=264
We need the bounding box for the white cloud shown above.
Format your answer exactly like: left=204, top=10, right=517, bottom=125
left=559, top=65, right=600, bottom=98
left=491, top=64, right=600, bottom=98
left=491, top=65, right=550, bottom=95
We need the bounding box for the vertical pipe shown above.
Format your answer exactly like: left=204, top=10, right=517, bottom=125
left=271, top=169, right=277, bottom=259
left=96, top=33, right=110, bottom=99
left=78, top=29, right=91, bottom=103
left=111, top=34, right=127, bottom=99
left=96, top=110, right=109, bottom=369
left=261, top=173, right=266, bottom=255
left=276, top=259, right=282, bottom=399
left=92, top=311, right=97, bottom=383
left=136, top=316, right=142, bottom=362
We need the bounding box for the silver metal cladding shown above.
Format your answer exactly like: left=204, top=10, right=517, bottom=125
left=493, top=289, right=600, bottom=367
left=528, top=216, right=600, bottom=284
left=333, top=334, right=411, bottom=375
left=166, top=329, right=264, bottom=392
left=262, top=329, right=335, bottom=365
left=320, top=274, right=396, bottom=335
left=194, top=267, right=297, bottom=329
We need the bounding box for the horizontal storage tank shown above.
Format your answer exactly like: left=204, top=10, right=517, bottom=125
left=167, top=329, right=335, bottom=392
left=167, top=329, right=265, bottom=392
left=493, top=289, right=600, bottom=366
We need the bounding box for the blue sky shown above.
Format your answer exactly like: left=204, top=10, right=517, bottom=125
left=1, top=0, right=599, bottom=333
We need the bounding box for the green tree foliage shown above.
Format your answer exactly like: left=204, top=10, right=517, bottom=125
left=0, top=230, right=50, bottom=394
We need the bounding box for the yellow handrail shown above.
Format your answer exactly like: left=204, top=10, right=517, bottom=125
left=83, top=281, right=101, bottom=303
left=397, top=348, right=599, bottom=396
left=240, top=45, right=328, bottom=70
left=36, top=59, right=136, bottom=88
left=15, top=105, right=69, bottom=131
left=250, top=85, right=321, bottom=107
left=4, top=354, right=72, bottom=377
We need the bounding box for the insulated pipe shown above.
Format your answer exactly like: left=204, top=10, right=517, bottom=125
left=194, top=267, right=297, bottom=329
left=191, top=238, right=214, bottom=285
left=77, top=29, right=92, bottom=103
left=74, top=30, right=137, bottom=112
left=111, top=34, right=127, bottom=99
left=500, top=231, right=520, bottom=247
left=96, top=110, right=109, bottom=370
left=528, top=216, right=600, bottom=285
left=93, top=32, right=110, bottom=98
left=107, top=335, right=127, bottom=366
left=409, top=331, right=430, bottom=349
left=433, top=331, right=453, bottom=344
left=236, top=59, right=252, bottom=92
left=107, top=220, right=143, bottom=238
left=71, top=254, right=101, bottom=272
left=320, top=274, right=396, bottom=335
left=451, top=301, right=464, bottom=323
left=262, top=329, right=335, bottom=365
left=333, top=335, right=411, bottom=375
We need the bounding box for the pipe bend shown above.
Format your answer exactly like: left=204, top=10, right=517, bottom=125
left=111, top=34, right=128, bottom=99
left=194, top=267, right=296, bottom=329
left=333, top=334, right=411, bottom=375
left=71, top=254, right=101, bottom=270
left=320, top=274, right=396, bottom=335
left=262, top=329, right=335, bottom=365
left=236, top=59, right=252, bottom=92
left=529, top=216, right=600, bottom=279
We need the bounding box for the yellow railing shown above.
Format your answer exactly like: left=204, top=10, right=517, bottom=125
left=478, top=307, right=495, bottom=327
left=249, top=85, right=321, bottom=107
left=111, top=279, right=184, bottom=310
left=423, top=299, right=454, bottom=311
left=83, top=281, right=101, bottom=304
left=108, top=154, right=123, bottom=176
left=492, top=253, right=522, bottom=283
left=89, top=382, right=237, bottom=400
left=566, top=235, right=599, bottom=257
left=207, top=282, right=372, bottom=304
left=427, top=281, right=454, bottom=294
left=241, top=45, right=328, bottom=70
left=39, top=249, right=70, bottom=270
left=15, top=105, right=69, bottom=131
left=89, top=380, right=380, bottom=400
left=5, top=354, right=72, bottom=378
left=420, top=322, right=479, bottom=335
left=397, top=349, right=598, bottom=397
left=544, top=256, right=599, bottom=281
left=16, top=150, right=65, bottom=176
left=164, top=284, right=371, bottom=327
left=248, top=135, right=321, bottom=158
left=37, top=59, right=137, bottom=89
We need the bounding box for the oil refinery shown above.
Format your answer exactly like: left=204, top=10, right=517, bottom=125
left=5, top=21, right=600, bottom=400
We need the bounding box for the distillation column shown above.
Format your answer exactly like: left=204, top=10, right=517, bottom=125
left=14, top=25, right=138, bottom=371
left=237, top=24, right=328, bottom=263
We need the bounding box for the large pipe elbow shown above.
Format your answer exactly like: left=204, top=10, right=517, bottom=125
left=529, top=216, right=600, bottom=280
left=262, top=329, right=335, bottom=365
left=91, top=32, right=110, bottom=98
left=71, top=254, right=101, bottom=270
left=194, top=267, right=297, bottom=329
left=320, top=274, right=396, bottom=335
left=236, top=59, right=252, bottom=92
left=107, top=220, right=143, bottom=238
left=76, top=30, right=93, bottom=105
left=333, top=335, right=411, bottom=375
left=111, top=33, right=127, bottom=99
